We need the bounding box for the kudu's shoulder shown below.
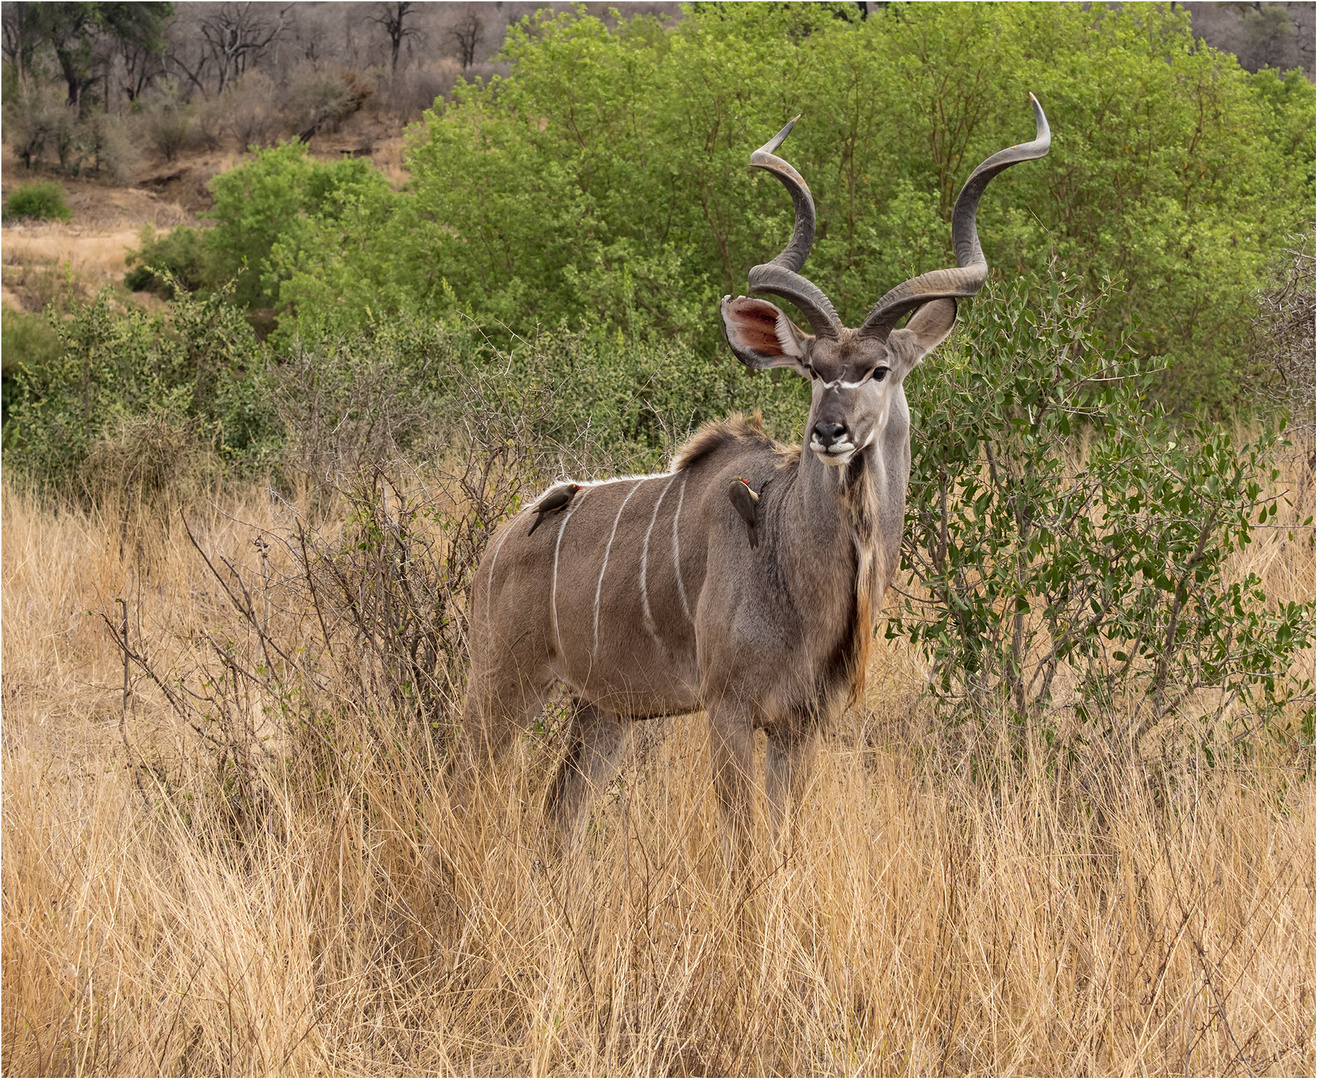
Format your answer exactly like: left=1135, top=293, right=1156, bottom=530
left=671, top=412, right=796, bottom=474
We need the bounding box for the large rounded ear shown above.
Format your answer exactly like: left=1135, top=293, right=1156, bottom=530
left=720, top=295, right=811, bottom=372
left=886, top=297, right=957, bottom=371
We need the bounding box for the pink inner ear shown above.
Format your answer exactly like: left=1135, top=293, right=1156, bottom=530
left=726, top=298, right=788, bottom=356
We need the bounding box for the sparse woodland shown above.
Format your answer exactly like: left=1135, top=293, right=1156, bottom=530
left=2, top=3, right=1315, bottom=1075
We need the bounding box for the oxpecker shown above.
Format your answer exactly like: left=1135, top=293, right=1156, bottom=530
left=728, top=476, right=761, bottom=548
left=527, top=483, right=582, bottom=536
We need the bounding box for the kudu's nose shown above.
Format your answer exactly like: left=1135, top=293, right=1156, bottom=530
left=812, top=421, right=847, bottom=448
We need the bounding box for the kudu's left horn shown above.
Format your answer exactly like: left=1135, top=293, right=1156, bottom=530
left=858, top=94, right=1051, bottom=342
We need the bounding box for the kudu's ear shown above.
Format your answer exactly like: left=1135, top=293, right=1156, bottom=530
left=886, top=298, right=958, bottom=372
left=720, top=295, right=811, bottom=373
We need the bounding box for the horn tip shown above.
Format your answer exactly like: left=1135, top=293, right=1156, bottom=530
left=1026, top=92, right=1049, bottom=145
left=759, top=115, right=801, bottom=156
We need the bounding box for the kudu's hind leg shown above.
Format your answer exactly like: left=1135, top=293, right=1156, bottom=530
left=546, top=701, right=631, bottom=851
left=451, top=653, right=554, bottom=810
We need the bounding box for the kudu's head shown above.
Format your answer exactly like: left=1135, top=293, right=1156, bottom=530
left=721, top=96, right=1051, bottom=467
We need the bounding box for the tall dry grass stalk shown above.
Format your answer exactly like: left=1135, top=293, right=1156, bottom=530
left=2, top=456, right=1314, bottom=1075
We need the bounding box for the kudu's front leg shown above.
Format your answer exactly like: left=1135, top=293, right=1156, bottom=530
left=706, top=700, right=755, bottom=866
left=765, top=726, right=817, bottom=845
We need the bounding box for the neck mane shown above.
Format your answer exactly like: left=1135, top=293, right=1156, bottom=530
left=788, top=440, right=884, bottom=705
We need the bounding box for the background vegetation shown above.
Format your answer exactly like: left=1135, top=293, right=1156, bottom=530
left=2, top=3, right=1315, bottom=1075
left=111, top=2, right=1316, bottom=414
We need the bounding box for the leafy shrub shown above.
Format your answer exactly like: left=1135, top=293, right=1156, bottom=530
left=207, top=142, right=394, bottom=312
left=119, top=142, right=396, bottom=319
left=124, top=225, right=215, bottom=298
left=383, top=3, right=1313, bottom=413
left=4, top=286, right=278, bottom=492
left=191, top=6, right=1310, bottom=415
left=3, top=181, right=72, bottom=223
left=892, top=269, right=1315, bottom=760
left=1, top=305, right=61, bottom=428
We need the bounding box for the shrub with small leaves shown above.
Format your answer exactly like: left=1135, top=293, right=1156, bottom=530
left=893, top=267, right=1315, bottom=763
left=4, top=284, right=277, bottom=492
left=2, top=181, right=72, bottom=223
left=124, top=225, right=215, bottom=298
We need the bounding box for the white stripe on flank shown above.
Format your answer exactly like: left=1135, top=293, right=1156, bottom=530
left=593, top=478, right=645, bottom=655
left=551, top=493, right=584, bottom=659
left=485, top=518, right=517, bottom=621
left=573, top=469, right=671, bottom=489
left=641, top=474, right=678, bottom=642
left=671, top=473, right=692, bottom=623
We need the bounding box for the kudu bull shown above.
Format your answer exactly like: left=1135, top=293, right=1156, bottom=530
left=462, top=97, right=1050, bottom=852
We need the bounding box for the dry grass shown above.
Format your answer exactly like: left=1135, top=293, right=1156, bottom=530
left=2, top=464, right=1314, bottom=1076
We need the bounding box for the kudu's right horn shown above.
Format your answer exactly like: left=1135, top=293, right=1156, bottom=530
left=858, top=94, right=1051, bottom=342
left=746, top=116, right=844, bottom=340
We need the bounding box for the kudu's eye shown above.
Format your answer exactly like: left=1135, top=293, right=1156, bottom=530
left=872, top=366, right=890, bottom=383
left=802, top=363, right=818, bottom=380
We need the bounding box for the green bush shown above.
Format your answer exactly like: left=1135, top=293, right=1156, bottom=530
left=2, top=181, right=72, bottom=223
left=207, top=143, right=394, bottom=312
left=892, top=268, right=1315, bottom=760
left=1, top=306, right=61, bottom=430
left=292, top=2, right=1302, bottom=415
left=120, top=143, right=397, bottom=323
left=124, top=225, right=215, bottom=298
left=144, top=6, right=1312, bottom=416
left=4, top=285, right=279, bottom=491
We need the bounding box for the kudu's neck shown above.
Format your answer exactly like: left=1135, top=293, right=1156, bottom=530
left=777, top=437, right=883, bottom=603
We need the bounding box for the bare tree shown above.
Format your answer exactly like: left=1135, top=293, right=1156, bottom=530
left=118, top=31, right=168, bottom=102
left=164, top=6, right=214, bottom=100
left=448, top=9, right=483, bottom=70
left=2, top=1, right=43, bottom=80
left=371, top=1, right=423, bottom=76
left=199, top=2, right=288, bottom=94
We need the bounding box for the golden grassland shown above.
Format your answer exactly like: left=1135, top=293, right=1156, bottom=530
left=2, top=456, right=1314, bottom=1076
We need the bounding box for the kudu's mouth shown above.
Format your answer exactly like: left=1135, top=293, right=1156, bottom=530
left=810, top=439, right=857, bottom=465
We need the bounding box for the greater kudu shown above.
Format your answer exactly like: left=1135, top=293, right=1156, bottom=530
left=462, top=96, right=1050, bottom=852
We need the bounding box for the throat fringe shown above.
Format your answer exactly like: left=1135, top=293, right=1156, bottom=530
left=841, top=453, right=882, bottom=704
